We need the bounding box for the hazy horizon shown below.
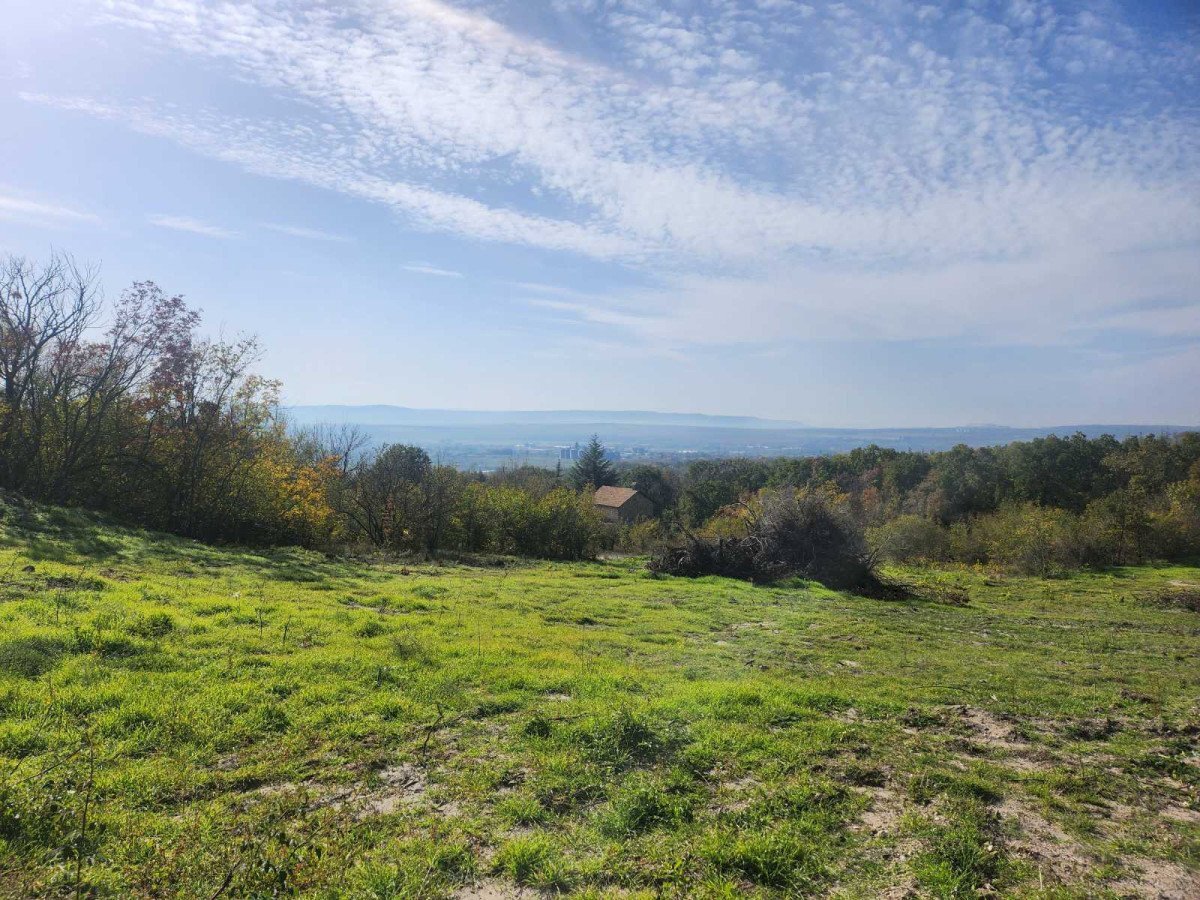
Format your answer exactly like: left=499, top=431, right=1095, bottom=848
left=287, top=403, right=1198, bottom=432
left=3, top=1, right=1198, bottom=426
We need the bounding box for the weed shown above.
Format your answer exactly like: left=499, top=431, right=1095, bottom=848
left=910, top=799, right=1005, bottom=898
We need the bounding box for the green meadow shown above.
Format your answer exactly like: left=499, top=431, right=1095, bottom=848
left=0, top=500, right=1197, bottom=898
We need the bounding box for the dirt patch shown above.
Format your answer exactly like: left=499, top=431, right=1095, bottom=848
left=855, top=786, right=905, bottom=836
left=1162, top=804, right=1200, bottom=825
left=959, top=707, right=1024, bottom=750
left=352, top=763, right=428, bottom=818
left=841, top=786, right=920, bottom=900
left=999, top=798, right=1094, bottom=884
left=956, top=706, right=1053, bottom=772
left=249, top=763, right=435, bottom=820
left=454, top=879, right=535, bottom=899
left=216, top=753, right=240, bottom=772
left=994, top=797, right=1199, bottom=897
left=253, top=782, right=300, bottom=797
left=1111, top=857, right=1200, bottom=900
left=715, top=775, right=758, bottom=813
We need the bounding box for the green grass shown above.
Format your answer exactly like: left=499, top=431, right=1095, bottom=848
left=0, top=500, right=1197, bottom=897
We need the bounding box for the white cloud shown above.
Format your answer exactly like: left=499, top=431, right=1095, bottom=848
left=262, top=223, right=351, bottom=242
left=0, top=190, right=99, bottom=226
left=24, top=0, right=1200, bottom=349
left=402, top=263, right=464, bottom=278
left=147, top=213, right=237, bottom=238
left=566, top=241, right=1200, bottom=348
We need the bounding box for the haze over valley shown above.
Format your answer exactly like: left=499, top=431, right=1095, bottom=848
left=288, top=404, right=1196, bottom=469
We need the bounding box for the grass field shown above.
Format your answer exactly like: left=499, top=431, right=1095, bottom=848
left=0, top=500, right=1197, bottom=898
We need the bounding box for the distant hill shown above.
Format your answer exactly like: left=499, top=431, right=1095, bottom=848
left=284, top=406, right=1195, bottom=469
left=287, top=405, right=804, bottom=429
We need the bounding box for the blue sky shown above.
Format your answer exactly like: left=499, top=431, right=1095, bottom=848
left=1, top=0, right=1197, bottom=426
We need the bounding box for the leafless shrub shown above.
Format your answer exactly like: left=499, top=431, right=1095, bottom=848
left=650, top=488, right=897, bottom=596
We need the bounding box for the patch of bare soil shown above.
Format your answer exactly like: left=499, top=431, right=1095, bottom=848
left=714, top=775, right=758, bottom=814
left=1161, top=804, right=1200, bottom=825
left=454, top=878, right=536, bottom=898
left=955, top=706, right=1053, bottom=772
left=253, top=781, right=300, bottom=797
left=1145, top=584, right=1200, bottom=612
left=1000, top=798, right=1200, bottom=898
left=248, top=763, right=442, bottom=820
left=854, top=786, right=906, bottom=836
left=958, top=707, right=1024, bottom=750
left=840, top=786, right=920, bottom=900
left=352, top=763, right=428, bottom=818
left=216, top=753, right=240, bottom=771
left=999, top=798, right=1093, bottom=884
left=1110, top=858, right=1200, bottom=900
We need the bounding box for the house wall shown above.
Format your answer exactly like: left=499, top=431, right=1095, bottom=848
left=595, top=493, right=655, bottom=525
left=615, top=494, right=655, bottom=525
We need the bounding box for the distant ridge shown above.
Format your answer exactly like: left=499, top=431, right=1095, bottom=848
left=285, top=406, right=1192, bottom=435
left=286, top=405, right=805, bottom=429
left=281, top=407, right=1195, bottom=466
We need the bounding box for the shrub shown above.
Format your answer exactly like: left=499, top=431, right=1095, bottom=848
left=867, top=515, right=950, bottom=563
left=617, top=519, right=667, bottom=553
left=650, top=488, right=889, bottom=594
left=949, top=503, right=1079, bottom=575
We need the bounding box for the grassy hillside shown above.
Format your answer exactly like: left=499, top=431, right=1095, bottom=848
left=0, top=500, right=1197, bottom=898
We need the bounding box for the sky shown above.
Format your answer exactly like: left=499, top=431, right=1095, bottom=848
left=1, top=0, right=1198, bottom=427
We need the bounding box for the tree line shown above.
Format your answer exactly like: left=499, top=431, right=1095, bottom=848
left=0, top=255, right=608, bottom=558
left=2, top=253, right=1196, bottom=573
left=633, top=433, right=1200, bottom=574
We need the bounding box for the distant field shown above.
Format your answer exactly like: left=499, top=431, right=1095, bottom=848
left=0, top=503, right=1197, bottom=898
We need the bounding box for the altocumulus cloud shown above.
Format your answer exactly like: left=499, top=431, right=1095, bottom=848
left=28, top=0, right=1200, bottom=348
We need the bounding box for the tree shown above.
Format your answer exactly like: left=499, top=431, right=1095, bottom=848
left=569, top=434, right=615, bottom=490
left=0, top=253, right=100, bottom=490
left=621, top=464, right=677, bottom=515
left=341, top=444, right=432, bottom=549
left=680, top=458, right=769, bottom=526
